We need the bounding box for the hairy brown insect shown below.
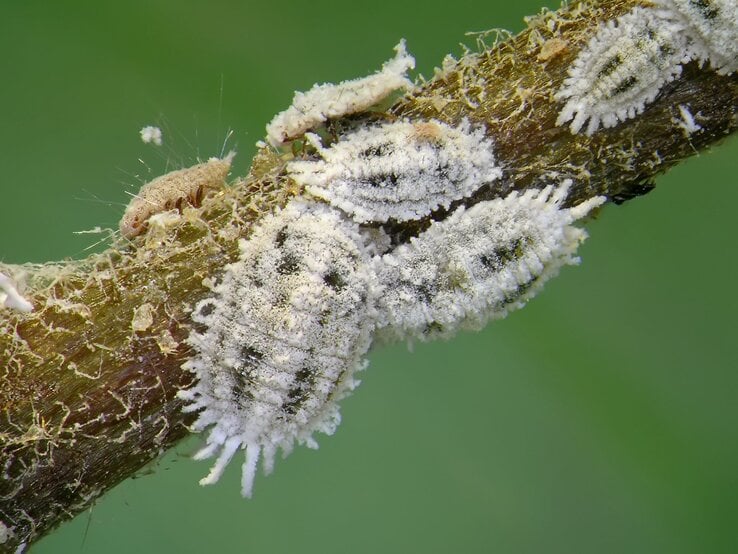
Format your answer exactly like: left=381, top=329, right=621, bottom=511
left=120, top=152, right=235, bottom=238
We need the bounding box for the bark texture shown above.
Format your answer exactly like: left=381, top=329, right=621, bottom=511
left=1, top=0, right=736, bottom=551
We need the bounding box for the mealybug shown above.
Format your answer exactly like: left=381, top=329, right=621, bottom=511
left=555, top=8, right=690, bottom=135
left=287, top=119, right=502, bottom=223
left=654, top=0, right=738, bottom=74
left=265, top=40, right=415, bottom=147
left=374, top=182, right=604, bottom=341
left=179, top=199, right=375, bottom=497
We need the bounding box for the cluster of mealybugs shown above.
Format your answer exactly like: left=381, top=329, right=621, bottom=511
left=555, top=0, right=737, bottom=134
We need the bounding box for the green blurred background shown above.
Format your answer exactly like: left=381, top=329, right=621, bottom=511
left=1, top=1, right=736, bottom=552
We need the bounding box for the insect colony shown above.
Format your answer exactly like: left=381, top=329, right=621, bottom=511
left=116, top=0, right=738, bottom=497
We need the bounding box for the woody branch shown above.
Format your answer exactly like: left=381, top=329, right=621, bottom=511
left=0, top=0, right=736, bottom=551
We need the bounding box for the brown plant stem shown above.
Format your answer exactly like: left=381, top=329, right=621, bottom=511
left=0, top=0, right=736, bottom=551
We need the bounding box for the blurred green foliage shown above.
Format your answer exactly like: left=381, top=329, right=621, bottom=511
left=1, top=1, right=736, bottom=552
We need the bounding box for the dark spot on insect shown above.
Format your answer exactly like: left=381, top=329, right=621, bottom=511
left=634, top=38, right=649, bottom=54
left=232, top=374, right=255, bottom=406
left=277, top=253, right=300, bottom=275
left=690, top=0, right=719, bottom=20
left=479, top=238, right=525, bottom=272
left=198, top=302, right=216, bottom=318
left=597, top=54, right=622, bottom=78
left=502, top=277, right=537, bottom=305
left=283, top=367, right=314, bottom=415
left=318, top=308, right=332, bottom=326
left=322, top=364, right=348, bottom=404
left=275, top=226, right=289, bottom=247
left=384, top=173, right=400, bottom=186
left=479, top=253, right=500, bottom=271
left=367, top=171, right=400, bottom=188
left=611, top=75, right=639, bottom=96
left=434, top=161, right=452, bottom=177
left=241, top=346, right=263, bottom=368
left=414, top=284, right=435, bottom=304
left=230, top=346, right=263, bottom=405
left=658, top=42, right=676, bottom=59
left=423, top=321, right=445, bottom=337
left=362, top=143, right=395, bottom=158
left=323, top=269, right=347, bottom=292
left=643, top=25, right=657, bottom=41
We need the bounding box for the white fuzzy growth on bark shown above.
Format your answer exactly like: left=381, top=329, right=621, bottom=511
left=655, top=0, right=738, bottom=74
left=373, top=182, right=605, bottom=341
left=0, top=272, right=33, bottom=313
left=0, top=520, right=12, bottom=545
left=179, top=200, right=375, bottom=497
left=265, top=40, right=415, bottom=147
left=555, top=7, right=690, bottom=135
left=288, top=119, right=502, bottom=223
left=674, top=103, right=702, bottom=135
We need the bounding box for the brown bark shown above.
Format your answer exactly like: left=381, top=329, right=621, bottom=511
left=1, top=0, right=736, bottom=551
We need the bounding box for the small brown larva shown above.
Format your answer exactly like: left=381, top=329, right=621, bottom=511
left=120, top=151, right=235, bottom=238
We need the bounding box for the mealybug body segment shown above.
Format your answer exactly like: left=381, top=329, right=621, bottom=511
left=179, top=200, right=375, bottom=497
left=120, top=152, right=234, bottom=238
left=555, top=8, right=689, bottom=135
left=288, top=119, right=502, bottom=223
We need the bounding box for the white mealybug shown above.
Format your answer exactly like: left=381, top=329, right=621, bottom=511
left=373, top=182, right=605, bottom=341
left=120, top=152, right=234, bottom=238
left=654, top=0, right=738, bottom=74
left=179, top=199, right=375, bottom=497
left=287, top=119, right=502, bottom=223
left=265, top=39, right=415, bottom=147
left=555, top=7, right=690, bottom=135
